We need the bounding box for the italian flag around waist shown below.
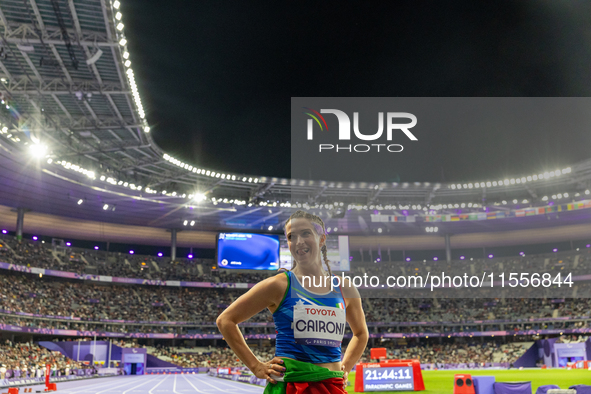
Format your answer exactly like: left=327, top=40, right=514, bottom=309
left=263, top=358, right=345, bottom=394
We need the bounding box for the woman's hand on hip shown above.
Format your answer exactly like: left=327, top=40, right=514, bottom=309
left=252, top=357, right=285, bottom=384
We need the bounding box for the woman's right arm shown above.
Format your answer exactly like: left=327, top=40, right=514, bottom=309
left=216, top=273, right=288, bottom=382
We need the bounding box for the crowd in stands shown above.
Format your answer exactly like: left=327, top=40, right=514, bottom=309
left=356, top=340, right=532, bottom=366
left=0, top=339, right=90, bottom=380
left=0, top=236, right=271, bottom=283
left=1, top=267, right=590, bottom=335
left=112, top=337, right=554, bottom=368
left=0, top=273, right=271, bottom=324
left=3, top=234, right=591, bottom=286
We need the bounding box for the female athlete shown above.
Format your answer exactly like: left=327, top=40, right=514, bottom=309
left=217, top=210, right=368, bottom=393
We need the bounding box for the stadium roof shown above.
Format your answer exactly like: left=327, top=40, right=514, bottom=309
left=3, top=0, right=591, bottom=235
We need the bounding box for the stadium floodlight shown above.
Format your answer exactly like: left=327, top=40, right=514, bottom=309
left=119, top=38, right=127, bottom=46
left=405, top=257, right=411, bottom=262
left=488, top=254, right=493, bottom=258
left=460, top=256, right=465, bottom=260
left=157, top=253, right=163, bottom=257
left=433, top=257, right=438, bottom=261
left=66, top=242, right=71, bottom=246
left=552, top=248, right=558, bottom=252
left=113, top=0, right=120, bottom=9
left=116, top=23, right=124, bottom=31
left=77, top=199, right=84, bottom=205
left=188, top=254, right=193, bottom=259
left=587, top=244, right=590, bottom=248
left=268, top=225, right=273, bottom=231
left=103, top=204, right=109, bottom=210
left=377, top=228, right=382, bottom=233
left=32, top=236, right=38, bottom=241
left=190, top=221, right=195, bottom=226
left=115, top=11, right=122, bottom=20
left=1, top=230, right=7, bottom=234
left=94, top=246, right=99, bottom=250
left=129, top=250, right=134, bottom=254
left=29, top=143, right=48, bottom=158
left=183, top=220, right=188, bottom=226
left=193, top=193, right=206, bottom=202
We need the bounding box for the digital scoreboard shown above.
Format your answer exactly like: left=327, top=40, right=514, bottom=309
left=216, top=233, right=280, bottom=270
left=363, top=366, right=414, bottom=391
left=354, top=360, right=425, bottom=392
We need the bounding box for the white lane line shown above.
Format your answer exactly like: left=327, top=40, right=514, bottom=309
left=121, top=375, right=164, bottom=394
left=173, top=374, right=179, bottom=394
left=181, top=374, right=208, bottom=393
left=56, top=376, right=145, bottom=394
left=189, top=374, right=263, bottom=392
left=148, top=374, right=170, bottom=394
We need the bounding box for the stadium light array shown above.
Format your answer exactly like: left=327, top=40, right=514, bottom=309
left=425, top=227, right=438, bottom=233
left=448, top=167, right=572, bottom=190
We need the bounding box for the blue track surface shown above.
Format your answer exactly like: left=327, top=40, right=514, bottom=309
left=18, top=374, right=265, bottom=393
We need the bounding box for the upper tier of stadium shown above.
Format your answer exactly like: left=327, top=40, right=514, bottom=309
left=3, top=0, right=591, bottom=235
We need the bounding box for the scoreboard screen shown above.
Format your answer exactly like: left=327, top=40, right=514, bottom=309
left=363, top=366, right=414, bottom=392
left=216, top=233, right=280, bottom=270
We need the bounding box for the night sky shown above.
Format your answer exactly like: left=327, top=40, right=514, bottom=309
left=120, top=1, right=591, bottom=182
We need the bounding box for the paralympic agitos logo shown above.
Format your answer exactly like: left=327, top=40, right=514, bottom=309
left=303, top=108, right=417, bottom=153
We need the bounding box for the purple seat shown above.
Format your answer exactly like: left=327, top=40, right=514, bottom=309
left=474, top=376, right=496, bottom=394
left=494, top=382, right=532, bottom=394
left=569, top=385, right=591, bottom=394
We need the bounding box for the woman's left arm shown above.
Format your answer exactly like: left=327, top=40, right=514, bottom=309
left=341, top=284, right=369, bottom=373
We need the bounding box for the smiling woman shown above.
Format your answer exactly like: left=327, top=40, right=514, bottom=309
left=216, top=210, right=368, bottom=394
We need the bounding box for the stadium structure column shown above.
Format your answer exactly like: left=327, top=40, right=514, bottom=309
left=168, top=228, right=182, bottom=261
left=15, top=207, right=29, bottom=242
left=445, top=234, right=452, bottom=263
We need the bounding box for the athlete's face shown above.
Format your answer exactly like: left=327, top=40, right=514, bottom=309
left=285, top=218, right=326, bottom=267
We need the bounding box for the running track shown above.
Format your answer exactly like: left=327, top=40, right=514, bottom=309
left=17, top=374, right=265, bottom=393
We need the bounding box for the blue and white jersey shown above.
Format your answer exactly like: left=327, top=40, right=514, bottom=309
left=273, top=271, right=347, bottom=364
